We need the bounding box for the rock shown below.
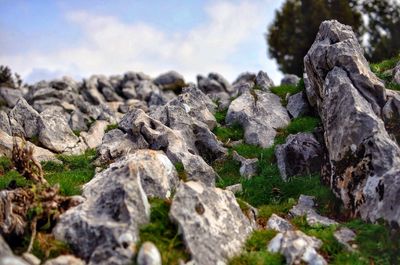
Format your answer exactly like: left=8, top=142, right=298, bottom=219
left=21, top=253, right=40, bottom=265
left=43, top=255, right=85, bottom=265
left=281, top=74, right=300, bottom=86
left=38, top=108, right=80, bottom=153
left=0, top=111, right=11, bottom=135
left=0, top=129, right=58, bottom=162
left=334, top=227, right=356, bottom=252
left=233, top=72, right=256, bottom=87
left=289, top=195, right=338, bottom=227
left=169, top=181, right=253, bottom=265
left=393, top=62, right=400, bottom=84
left=382, top=90, right=400, bottom=143
left=53, top=155, right=151, bottom=263
left=80, top=120, right=109, bottom=149
left=255, top=70, right=274, bottom=91
left=267, top=214, right=294, bottom=233
left=197, top=73, right=233, bottom=95
left=268, top=230, right=326, bottom=265
left=137, top=242, right=162, bottom=265
left=0, top=236, right=30, bottom=265
left=123, top=109, right=217, bottom=186
left=286, top=91, right=311, bottom=118
left=100, top=86, right=123, bottom=102
left=226, top=90, right=290, bottom=148
left=275, top=133, right=323, bottom=181
left=9, top=98, right=41, bottom=138
left=69, top=110, right=89, bottom=132
left=232, top=151, right=258, bottom=179
left=225, top=183, right=242, bottom=194
left=0, top=87, right=23, bottom=108
left=154, top=71, right=185, bottom=91
left=82, top=76, right=106, bottom=105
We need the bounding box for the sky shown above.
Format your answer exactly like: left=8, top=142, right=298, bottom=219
left=0, top=0, right=286, bottom=84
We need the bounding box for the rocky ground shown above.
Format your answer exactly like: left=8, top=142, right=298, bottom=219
left=1, top=20, right=400, bottom=265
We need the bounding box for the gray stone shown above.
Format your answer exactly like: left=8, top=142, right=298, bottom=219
left=232, top=151, right=258, bottom=179
left=154, top=71, right=185, bottom=91
left=53, top=155, right=151, bottom=263
left=226, top=90, right=290, bottom=148
left=0, top=87, right=23, bottom=108
left=169, top=181, right=253, bottom=265
left=43, top=255, right=85, bottom=265
left=289, top=195, right=338, bottom=227
left=286, top=91, right=311, bottom=118
left=281, top=74, right=300, bottom=86
left=233, top=72, right=256, bottom=87
left=38, top=108, right=80, bottom=153
left=304, top=20, right=400, bottom=224
left=393, top=62, right=400, bottom=85
left=0, top=111, right=11, bottom=135
left=268, top=230, right=326, bottom=265
left=255, top=70, right=274, bottom=91
left=334, top=227, right=356, bottom=252
left=382, top=90, right=400, bottom=143
left=197, top=73, right=233, bottom=95
left=137, top=242, right=162, bottom=265
left=80, top=120, right=109, bottom=149
left=225, top=183, right=242, bottom=194
left=267, top=214, right=294, bottom=233
left=21, top=253, right=40, bottom=265
left=69, top=110, right=89, bottom=132
left=275, top=133, right=323, bottom=181
left=9, top=98, right=41, bottom=138
left=100, top=86, right=123, bottom=102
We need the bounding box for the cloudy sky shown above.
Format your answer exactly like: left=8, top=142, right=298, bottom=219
left=0, top=0, right=285, bottom=84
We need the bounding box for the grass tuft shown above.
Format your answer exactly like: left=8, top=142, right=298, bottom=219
left=213, top=123, right=244, bottom=142
left=105, top=123, right=118, bottom=133
left=270, top=79, right=305, bottom=105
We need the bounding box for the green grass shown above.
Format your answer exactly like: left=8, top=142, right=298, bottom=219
left=213, top=123, right=244, bottom=142
left=214, top=109, right=228, bottom=125
left=270, top=79, right=305, bottom=105
left=138, top=198, right=189, bottom=265
left=214, top=155, right=242, bottom=188
left=174, top=163, right=188, bottom=182
left=41, top=149, right=96, bottom=196
left=228, top=230, right=285, bottom=265
left=370, top=55, right=400, bottom=91
left=105, top=123, right=118, bottom=133
left=72, top=130, right=81, bottom=137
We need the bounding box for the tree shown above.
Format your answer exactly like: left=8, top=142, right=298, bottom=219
left=267, top=0, right=364, bottom=76
left=362, top=0, right=400, bottom=62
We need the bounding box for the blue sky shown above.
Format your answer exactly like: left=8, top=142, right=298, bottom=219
left=0, top=0, right=285, bottom=84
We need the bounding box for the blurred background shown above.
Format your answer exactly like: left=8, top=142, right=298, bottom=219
left=0, top=0, right=399, bottom=84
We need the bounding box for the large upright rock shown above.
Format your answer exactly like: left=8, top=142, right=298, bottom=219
left=226, top=90, right=290, bottom=148
left=169, top=181, right=252, bottom=265
left=9, top=98, right=41, bottom=138
left=53, top=155, right=152, bottom=264
left=304, top=20, right=400, bottom=224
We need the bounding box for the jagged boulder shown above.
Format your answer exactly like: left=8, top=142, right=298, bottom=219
left=197, top=72, right=233, bottom=95
left=281, top=74, right=300, bottom=86
left=169, top=181, right=252, bottom=265
left=226, top=90, right=290, bottom=148
left=0, top=111, right=11, bottom=135
left=9, top=98, right=41, bottom=138
left=53, top=155, right=152, bottom=264
left=304, top=20, right=400, bottom=224
left=275, top=133, right=323, bottom=181
left=80, top=120, right=109, bottom=149
left=0, top=87, right=23, bottom=108
left=286, top=91, right=311, bottom=118
left=255, top=70, right=275, bottom=91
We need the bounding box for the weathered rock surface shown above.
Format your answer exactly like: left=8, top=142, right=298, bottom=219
left=268, top=230, right=327, bottom=265
left=137, top=242, right=162, bottom=265
left=169, top=181, right=252, bottom=265
left=286, top=91, right=311, bottom=118
left=255, top=71, right=275, bottom=91
left=43, top=255, right=86, bottom=265
left=226, top=90, right=290, bottom=148
left=281, top=74, right=300, bottom=86
left=9, top=98, right=41, bottom=138
left=80, top=120, right=109, bottom=149
left=275, top=133, right=323, bottom=181
left=382, top=90, right=400, bottom=143
left=0, top=87, right=23, bottom=108
left=334, top=227, right=356, bottom=252
left=232, top=151, right=258, bottom=179
left=0, top=111, right=11, bottom=135
left=267, top=214, right=294, bottom=232
left=225, top=183, right=243, bottom=194
left=289, top=195, right=338, bottom=227
left=53, top=155, right=151, bottom=263
left=393, top=62, right=400, bottom=85
left=304, top=20, right=400, bottom=224
left=197, top=73, right=233, bottom=95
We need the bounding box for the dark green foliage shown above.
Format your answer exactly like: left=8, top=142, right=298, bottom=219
left=41, top=149, right=96, bottom=196
left=214, top=155, right=242, bottom=188
left=245, top=230, right=278, bottom=252
left=105, top=123, right=118, bottom=133
left=0, top=65, right=22, bottom=88
left=258, top=199, right=296, bottom=220
left=284, top=116, right=320, bottom=135
left=72, top=130, right=81, bottom=137
left=138, top=199, right=189, bottom=265
left=267, top=0, right=363, bottom=75
left=370, top=55, right=400, bottom=91
left=270, top=80, right=305, bottom=105
left=174, top=163, right=188, bottom=182
left=213, top=123, right=244, bottom=142
left=214, top=109, right=228, bottom=125
left=362, top=0, right=400, bottom=63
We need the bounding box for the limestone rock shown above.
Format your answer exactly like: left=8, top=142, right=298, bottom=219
left=226, top=90, right=290, bottom=148
left=53, top=155, right=151, bottom=263
left=286, top=91, right=311, bottom=118
left=267, top=214, right=294, bottom=233
left=255, top=70, right=274, bottom=91
left=225, top=183, right=242, bottom=194
left=43, top=255, right=85, bottom=265
left=268, top=230, right=326, bottom=265
left=154, top=71, right=185, bottom=91
left=281, top=74, right=300, bottom=86
left=393, top=62, right=400, bottom=85
left=334, top=227, right=356, bottom=252
left=9, top=98, right=41, bottom=138
left=0, top=87, right=23, bottom=108
left=197, top=73, right=232, bottom=95
left=137, top=242, right=162, bottom=265
left=80, top=120, right=109, bottom=149
left=38, top=108, right=80, bottom=153
left=232, top=151, right=258, bottom=179
left=275, top=133, right=323, bottom=181
left=0, top=111, right=11, bottom=135
left=304, top=20, right=400, bottom=224
left=169, top=181, right=252, bottom=265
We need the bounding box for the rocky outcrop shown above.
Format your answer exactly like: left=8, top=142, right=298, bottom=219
left=169, top=181, right=252, bottom=265
left=226, top=90, right=290, bottom=148
left=286, top=91, right=311, bottom=118
left=275, top=133, right=323, bottom=181
left=304, top=20, right=400, bottom=224
left=53, top=155, right=151, bottom=264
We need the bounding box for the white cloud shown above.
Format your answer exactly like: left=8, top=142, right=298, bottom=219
left=0, top=0, right=283, bottom=84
